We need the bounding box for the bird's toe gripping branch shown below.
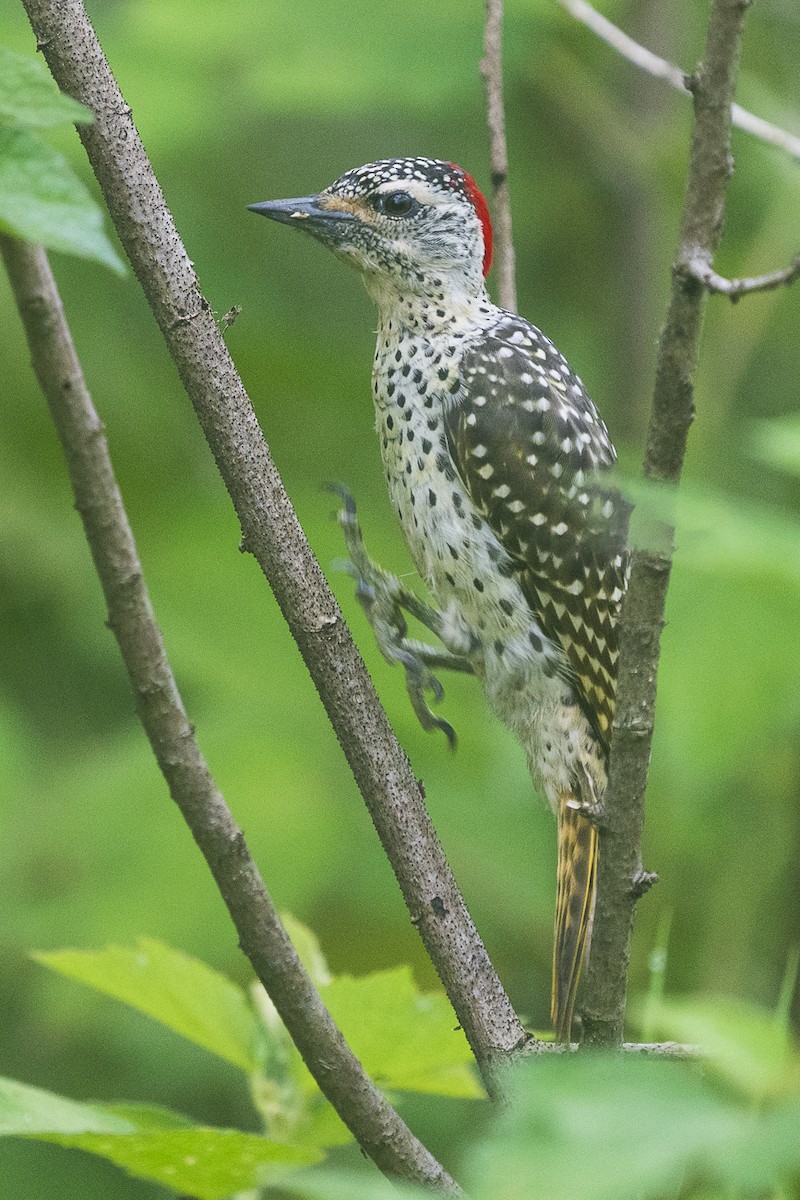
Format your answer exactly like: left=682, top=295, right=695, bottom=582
left=328, top=484, right=473, bottom=747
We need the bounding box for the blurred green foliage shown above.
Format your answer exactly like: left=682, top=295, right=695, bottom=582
left=1, top=0, right=799, bottom=1195
left=5, top=940, right=800, bottom=1199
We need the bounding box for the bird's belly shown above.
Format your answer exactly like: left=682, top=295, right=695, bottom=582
left=383, top=428, right=529, bottom=648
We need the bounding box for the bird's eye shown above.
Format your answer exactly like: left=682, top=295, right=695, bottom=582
left=372, top=191, right=417, bottom=218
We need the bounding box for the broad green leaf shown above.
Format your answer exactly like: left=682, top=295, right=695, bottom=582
left=640, top=994, right=800, bottom=1100
left=0, top=125, right=123, bottom=271
left=35, top=938, right=261, bottom=1072
left=38, top=1127, right=319, bottom=1200
left=322, top=967, right=483, bottom=1099
left=249, top=918, right=479, bottom=1130
left=1, top=1077, right=319, bottom=1200
left=0, top=1076, right=134, bottom=1137
left=0, top=48, right=92, bottom=129
left=98, top=1103, right=195, bottom=1132
left=465, top=1053, right=800, bottom=1200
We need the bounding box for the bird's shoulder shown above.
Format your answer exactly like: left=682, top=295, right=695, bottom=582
left=455, top=311, right=615, bottom=467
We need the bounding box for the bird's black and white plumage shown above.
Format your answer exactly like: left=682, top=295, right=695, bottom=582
left=446, top=312, right=627, bottom=748
left=250, top=157, right=629, bottom=1040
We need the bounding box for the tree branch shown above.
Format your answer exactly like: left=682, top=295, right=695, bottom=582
left=557, top=0, right=800, bottom=162
left=0, top=232, right=461, bottom=1195
left=527, top=1040, right=699, bottom=1058
left=688, top=252, right=800, bottom=301
left=582, top=0, right=753, bottom=1048
left=20, top=0, right=529, bottom=1086
left=481, top=0, right=517, bottom=311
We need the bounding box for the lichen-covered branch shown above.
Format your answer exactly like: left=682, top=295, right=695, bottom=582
left=1, top=232, right=461, bottom=1195
left=481, top=0, right=517, bottom=311
left=20, top=0, right=528, bottom=1083
left=582, top=0, right=753, bottom=1048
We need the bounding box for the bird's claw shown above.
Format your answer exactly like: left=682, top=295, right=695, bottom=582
left=329, top=483, right=456, bottom=746
left=395, top=646, right=457, bottom=750
left=630, top=868, right=658, bottom=898
left=577, top=799, right=606, bottom=829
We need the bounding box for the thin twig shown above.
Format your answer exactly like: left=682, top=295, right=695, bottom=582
left=0, top=233, right=461, bottom=1196
left=481, top=0, right=517, bottom=311
left=526, top=1040, right=699, bottom=1058
left=582, top=0, right=754, bottom=1048
left=557, top=0, right=800, bottom=162
left=20, top=0, right=529, bottom=1087
left=688, top=253, right=800, bottom=301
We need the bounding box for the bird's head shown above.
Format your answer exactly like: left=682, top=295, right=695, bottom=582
left=249, top=157, right=493, bottom=309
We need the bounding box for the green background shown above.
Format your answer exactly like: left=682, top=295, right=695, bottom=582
left=1, top=0, right=799, bottom=1195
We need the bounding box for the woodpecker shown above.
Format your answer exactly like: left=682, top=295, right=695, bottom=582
left=249, top=158, right=628, bottom=1040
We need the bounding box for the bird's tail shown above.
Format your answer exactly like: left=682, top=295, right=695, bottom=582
left=551, top=798, right=598, bottom=1043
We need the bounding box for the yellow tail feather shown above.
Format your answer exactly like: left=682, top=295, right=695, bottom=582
left=551, top=799, right=598, bottom=1043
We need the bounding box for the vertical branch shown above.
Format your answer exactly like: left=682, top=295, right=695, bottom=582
left=582, top=0, right=752, bottom=1047
left=20, top=0, right=528, bottom=1081
left=1, top=233, right=461, bottom=1195
left=481, top=0, right=517, bottom=311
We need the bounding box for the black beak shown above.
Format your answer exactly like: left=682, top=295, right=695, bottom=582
left=247, top=195, right=355, bottom=228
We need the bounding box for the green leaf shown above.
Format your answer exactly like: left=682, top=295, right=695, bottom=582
left=0, top=48, right=92, bottom=129
left=249, top=919, right=479, bottom=1144
left=34, top=938, right=261, bottom=1073
left=40, top=1127, right=319, bottom=1200
left=322, top=967, right=483, bottom=1099
left=0, top=1077, right=320, bottom=1199
left=0, top=1077, right=134, bottom=1137
left=465, top=1053, right=800, bottom=1200
left=97, top=1103, right=195, bottom=1132
left=0, top=125, right=123, bottom=271
left=639, top=994, right=800, bottom=1100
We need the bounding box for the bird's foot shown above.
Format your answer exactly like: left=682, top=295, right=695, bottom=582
left=630, top=868, right=659, bottom=899
left=577, top=799, right=607, bottom=829
left=395, top=644, right=458, bottom=749
left=566, top=786, right=607, bottom=830
left=329, top=484, right=459, bottom=745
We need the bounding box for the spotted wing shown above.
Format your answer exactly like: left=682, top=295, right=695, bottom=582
left=444, top=314, right=629, bottom=749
